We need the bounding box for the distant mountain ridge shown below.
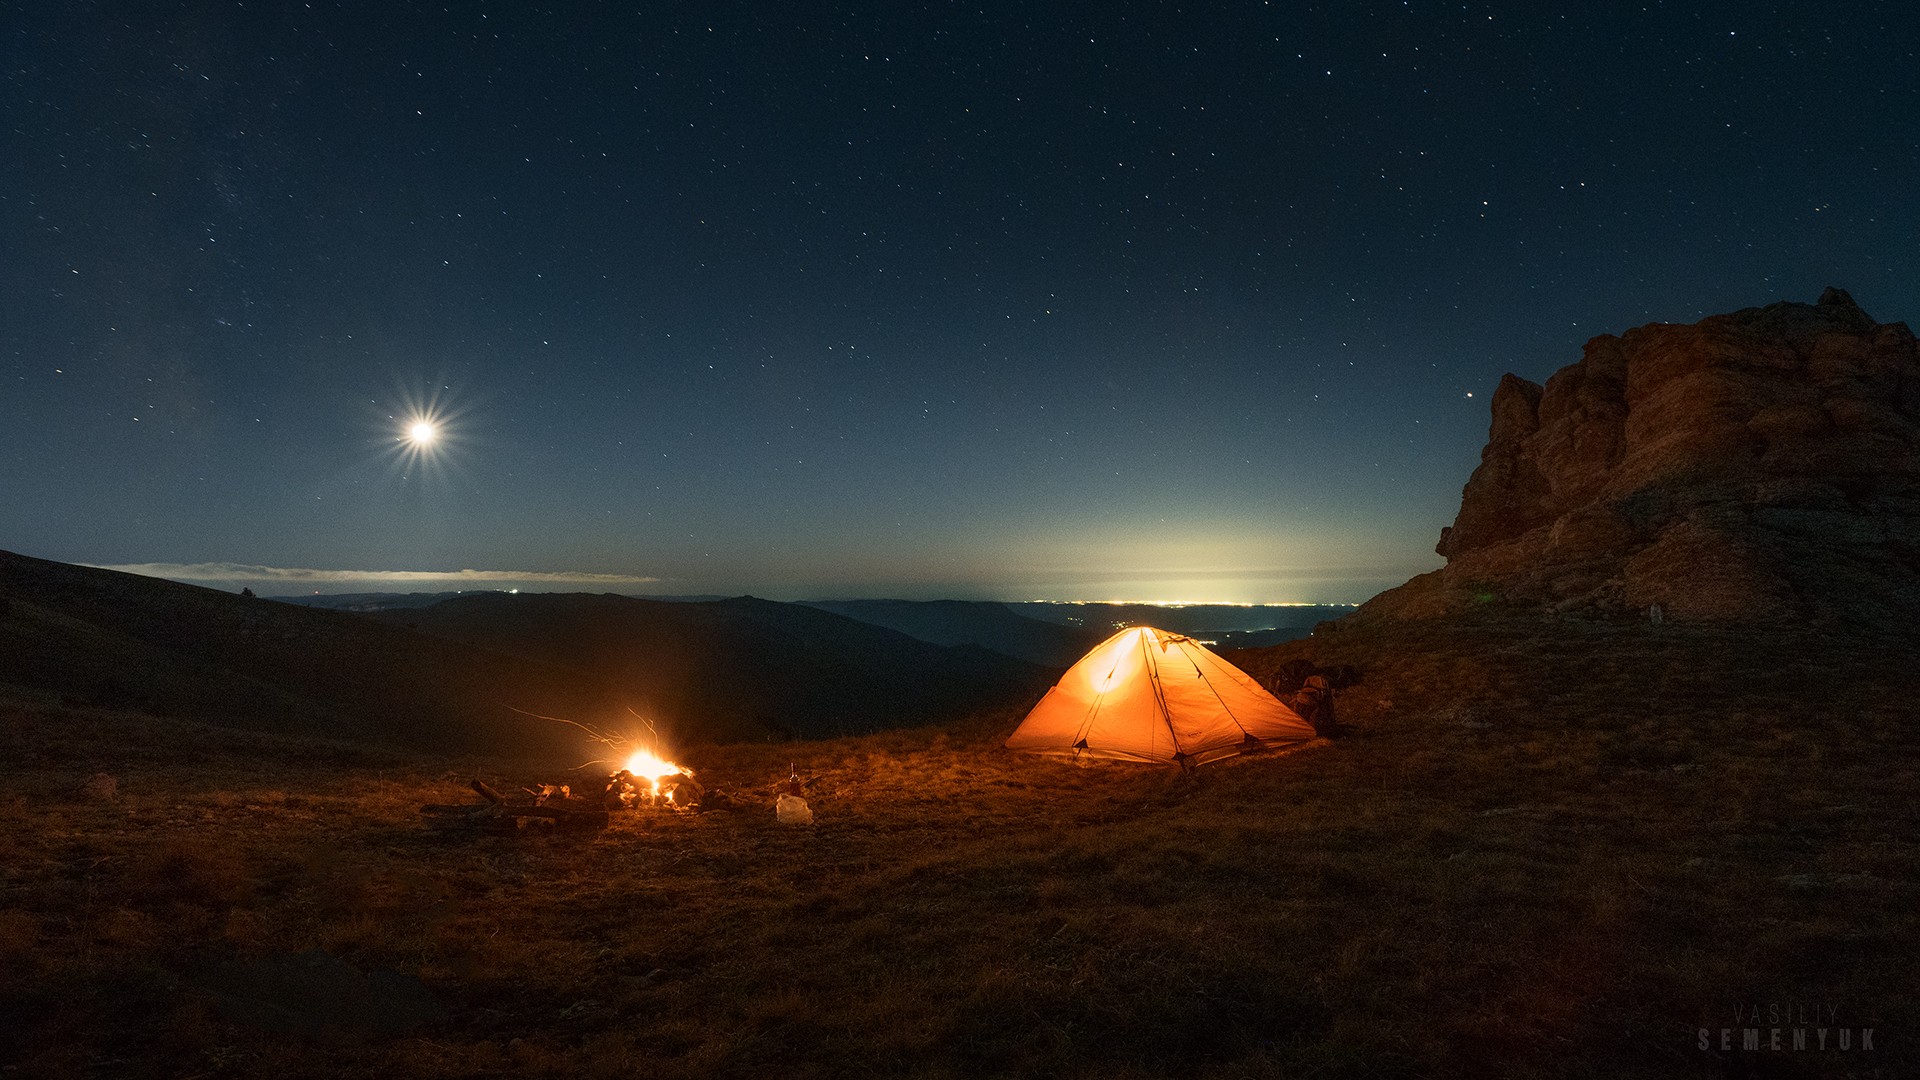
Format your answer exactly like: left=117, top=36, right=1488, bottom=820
left=0, top=551, right=1047, bottom=754
left=266, top=593, right=1352, bottom=666
left=368, top=592, right=1048, bottom=742
left=799, top=599, right=1103, bottom=666
left=803, top=600, right=1354, bottom=663
left=1010, top=602, right=1352, bottom=639
left=273, top=591, right=732, bottom=611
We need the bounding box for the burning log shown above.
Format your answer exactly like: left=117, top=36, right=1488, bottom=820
left=606, top=768, right=706, bottom=810
left=604, top=746, right=711, bottom=812
left=659, top=771, right=704, bottom=809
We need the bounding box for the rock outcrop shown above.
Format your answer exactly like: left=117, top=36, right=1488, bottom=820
left=1360, top=288, right=1920, bottom=624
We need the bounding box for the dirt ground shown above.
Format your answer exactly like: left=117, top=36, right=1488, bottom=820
left=2, top=619, right=1914, bottom=1078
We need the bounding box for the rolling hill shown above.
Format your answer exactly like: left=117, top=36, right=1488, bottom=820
left=363, top=591, right=1050, bottom=743
left=0, top=551, right=1050, bottom=755
left=0, top=550, right=611, bottom=757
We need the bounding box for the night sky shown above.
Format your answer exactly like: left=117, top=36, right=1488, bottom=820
left=5, top=3, right=1916, bottom=602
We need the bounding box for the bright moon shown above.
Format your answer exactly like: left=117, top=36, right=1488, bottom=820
left=407, top=421, right=437, bottom=446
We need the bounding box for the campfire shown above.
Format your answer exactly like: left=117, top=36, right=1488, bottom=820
left=418, top=711, right=763, bottom=834
left=422, top=758, right=708, bottom=834
left=608, top=748, right=703, bottom=809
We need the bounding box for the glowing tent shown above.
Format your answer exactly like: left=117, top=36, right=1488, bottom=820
left=1005, top=626, right=1317, bottom=765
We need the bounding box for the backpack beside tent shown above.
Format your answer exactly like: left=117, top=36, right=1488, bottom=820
left=1004, top=626, right=1316, bottom=765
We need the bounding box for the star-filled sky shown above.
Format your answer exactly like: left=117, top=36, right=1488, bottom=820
left=5, top=2, right=1916, bottom=602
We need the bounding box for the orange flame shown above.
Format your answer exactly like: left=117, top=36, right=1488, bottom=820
left=623, top=749, right=686, bottom=799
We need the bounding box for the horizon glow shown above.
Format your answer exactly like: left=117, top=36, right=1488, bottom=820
left=87, top=559, right=1381, bottom=606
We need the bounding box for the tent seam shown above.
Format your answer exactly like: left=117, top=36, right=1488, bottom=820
left=1142, top=629, right=1183, bottom=758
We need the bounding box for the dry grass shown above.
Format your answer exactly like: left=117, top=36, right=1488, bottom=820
left=1, top=619, right=1915, bottom=1078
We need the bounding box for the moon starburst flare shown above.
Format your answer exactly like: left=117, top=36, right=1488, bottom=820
left=377, top=385, right=472, bottom=489
left=393, top=412, right=449, bottom=472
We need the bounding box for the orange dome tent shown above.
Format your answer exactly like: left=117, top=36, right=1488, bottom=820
left=1005, top=626, right=1317, bottom=765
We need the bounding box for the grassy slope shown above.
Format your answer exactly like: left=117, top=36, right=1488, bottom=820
left=0, top=551, right=613, bottom=756
left=1, top=618, right=1915, bottom=1078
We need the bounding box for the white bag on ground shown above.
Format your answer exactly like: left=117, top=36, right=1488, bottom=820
left=776, top=794, right=813, bottom=825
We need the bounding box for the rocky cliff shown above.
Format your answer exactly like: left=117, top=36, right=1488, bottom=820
left=1359, top=288, right=1920, bottom=624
